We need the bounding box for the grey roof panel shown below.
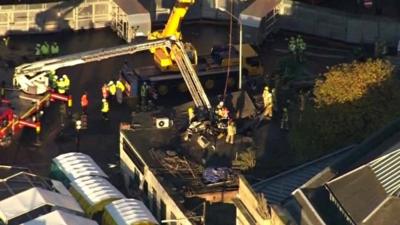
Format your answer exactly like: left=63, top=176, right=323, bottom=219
left=253, top=145, right=353, bottom=204
left=362, top=196, right=400, bottom=225
left=326, top=166, right=387, bottom=224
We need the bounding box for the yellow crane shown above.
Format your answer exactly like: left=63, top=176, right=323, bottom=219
left=148, top=0, right=197, bottom=71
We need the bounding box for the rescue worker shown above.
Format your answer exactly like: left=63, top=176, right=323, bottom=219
left=101, top=98, right=109, bottom=120
left=50, top=42, right=59, bottom=55
left=57, top=77, right=66, bottom=94
left=140, top=82, right=149, bottom=109
left=51, top=75, right=59, bottom=90
left=0, top=81, right=6, bottom=100
left=281, top=107, right=289, bottom=130
left=263, top=86, right=273, bottom=118
left=102, top=83, right=109, bottom=99
left=81, top=92, right=89, bottom=114
left=108, top=81, right=117, bottom=97
left=48, top=71, right=56, bottom=90
left=62, top=74, right=70, bottom=94
left=226, top=120, right=236, bottom=144
left=215, top=101, right=224, bottom=118
left=220, top=106, right=229, bottom=120
left=40, top=41, right=50, bottom=57
left=35, top=44, right=41, bottom=58
left=296, top=35, right=306, bottom=62
left=188, top=107, right=195, bottom=124
left=271, top=88, right=278, bottom=112
left=2, top=37, right=9, bottom=47
left=116, top=79, right=125, bottom=93
left=288, top=37, right=297, bottom=55
left=299, top=90, right=306, bottom=122
left=116, top=79, right=125, bottom=104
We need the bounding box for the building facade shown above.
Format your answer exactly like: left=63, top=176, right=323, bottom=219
left=234, top=176, right=294, bottom=225
left=119, top=131, right=193, bottom=225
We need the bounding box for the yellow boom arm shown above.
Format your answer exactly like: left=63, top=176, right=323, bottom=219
left=148, top=0, right=195, bottom=70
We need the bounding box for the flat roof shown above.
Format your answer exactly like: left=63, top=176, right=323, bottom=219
left=120, top=92, right=258, bottom=221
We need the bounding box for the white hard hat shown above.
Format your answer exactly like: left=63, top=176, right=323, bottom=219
left=102, top=98, right=106, bottom=102
left=218, top=101, right=224, bottom=107
left=62, top=74, right=67, bottom=78
left=264, top=86, right=269, bottom=90
left=109, top=81, right=114, bottom=85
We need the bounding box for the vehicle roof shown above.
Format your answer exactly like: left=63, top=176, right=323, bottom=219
left=233, top=44, right=258, bottom=57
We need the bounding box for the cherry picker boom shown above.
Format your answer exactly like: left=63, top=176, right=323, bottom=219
left=13, top=38, right=211, bottom=110
left=14, top=39, right=172, bottom=95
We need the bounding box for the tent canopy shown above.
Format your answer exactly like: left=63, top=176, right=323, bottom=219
left=70, top=176, right=124, bottom=206
left=21, top=210, right=99, bottom=225
left=0, top=187, right=83, bottom=223
left=52, top=152, right=108, bottom=182
left=105, top=199, right=159, bottom=225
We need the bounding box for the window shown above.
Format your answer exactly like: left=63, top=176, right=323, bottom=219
left=122, top=139, right=145, bottom=173
left=170, top=213, right=177, bottom=225
left=152, top=188, right=158, bottom=216
left=143, top=181, right=149, bottom=206
left=161, top=200, right=167, bottom=221
left=246, top=56, right=260, bottom=67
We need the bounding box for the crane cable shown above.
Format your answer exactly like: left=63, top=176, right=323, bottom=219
left=223, top=2, right=234, bottom=101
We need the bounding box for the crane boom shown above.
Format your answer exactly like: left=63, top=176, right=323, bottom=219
left=148, top=0, right=196, bottom=70
left=14, top=39, right=171, bottom=95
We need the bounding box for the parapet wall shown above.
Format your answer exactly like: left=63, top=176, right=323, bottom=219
left=277, top=0, right=400, bottom=45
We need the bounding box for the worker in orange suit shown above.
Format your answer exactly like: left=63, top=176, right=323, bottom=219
left=81, top=91, right=89, bottom=114
left=102, top=83, right=109, bottom=99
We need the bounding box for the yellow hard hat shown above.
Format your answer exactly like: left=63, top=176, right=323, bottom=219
left=188, top=107, right=194, bottom=113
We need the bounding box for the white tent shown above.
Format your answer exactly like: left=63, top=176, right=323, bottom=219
left=52, top=152, right=108, bottom=182
left=0, top=187, right=83, bottom=224
left=70, top=176, right=125, bottom=207
left=104, top=199, right=159, bottom=225
left=70, top=176, right=125, bottom=216
left=21, top=210, right=98, bottom=225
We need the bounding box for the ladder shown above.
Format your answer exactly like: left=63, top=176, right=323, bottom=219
left=171, top=41, right=211, bottom=110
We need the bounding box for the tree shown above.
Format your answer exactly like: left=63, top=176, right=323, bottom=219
left=290, top=59, right=400, bottom=160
